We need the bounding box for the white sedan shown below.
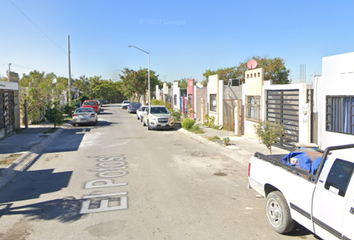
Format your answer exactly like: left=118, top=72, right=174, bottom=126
left=136, top=105, right=147, bottom=120
left=72, top=107, right=98, bottom=126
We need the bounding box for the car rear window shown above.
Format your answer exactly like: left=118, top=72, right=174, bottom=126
left=76, top=108, right=94, bottom=113
left=84, top=101, right=97, bottom=106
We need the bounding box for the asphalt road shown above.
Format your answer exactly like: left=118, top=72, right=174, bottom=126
left=0, top=104, right=318, bottom=240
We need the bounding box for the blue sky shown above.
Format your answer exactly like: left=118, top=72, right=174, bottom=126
left=1, top=0, right=353, bottom=83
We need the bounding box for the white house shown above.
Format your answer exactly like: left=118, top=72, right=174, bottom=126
left=315, top=51, right=354, bottom=149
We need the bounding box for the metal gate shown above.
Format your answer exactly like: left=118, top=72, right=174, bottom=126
left=0, top=90, right=15, bottom=138
left=266, top=89, right=299, bottom=148
left=223, top=99, right=235, bottom=132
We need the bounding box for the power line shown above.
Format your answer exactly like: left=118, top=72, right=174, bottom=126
left=8, top=0, right=67, bottom=55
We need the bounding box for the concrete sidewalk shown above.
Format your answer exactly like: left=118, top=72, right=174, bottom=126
left=177, top=124, right=289, bottom=167
left=0, top=123, right=69, bottom=189
left=0, top=121, right=290, bottom=190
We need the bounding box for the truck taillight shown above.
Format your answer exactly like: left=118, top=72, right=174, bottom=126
left=91, top=114, right=95, bottom=117
left=73, top=114, right=77, bottom=117
left=248, top=163, right=251, bottom=177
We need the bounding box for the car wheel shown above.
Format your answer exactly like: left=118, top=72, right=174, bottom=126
left=265, top=191, right=294, bottom=234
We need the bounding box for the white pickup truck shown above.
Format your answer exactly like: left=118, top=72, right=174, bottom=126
left=248, top=144, right=354, bottom=240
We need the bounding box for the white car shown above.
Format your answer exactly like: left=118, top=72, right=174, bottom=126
left=121, top=100, right=130, bottom=109
left=72, top=107, right=98, bottom=126
left=141, top=105, right=174, bottom=130
left=136, top=105, right=147, bottom=120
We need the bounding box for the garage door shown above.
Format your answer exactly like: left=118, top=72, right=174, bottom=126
left=266, top=89, right=299, bottom=148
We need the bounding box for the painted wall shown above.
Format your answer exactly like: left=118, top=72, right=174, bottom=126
left=207, top=74, right=223, bottom=126
left=316, top=51, right=354, bottom=149
left=172, top=82, right=180, bottom=110
left=156, top=85, right=161, bottom=101
left=242, top=68, right=264, bottom=139
left=187, top=79, right=194, bottom=118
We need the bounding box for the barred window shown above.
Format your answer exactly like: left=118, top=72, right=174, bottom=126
left=173, top=94, right=177, bottom=106
left=326, top=96, right=354, bottom=135
left=246, top=95, right=260, bottom=121
left=210, top=94, right=217, bottom=112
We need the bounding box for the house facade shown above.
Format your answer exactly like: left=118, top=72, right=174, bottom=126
left=315, top=52, right=354, bottom=149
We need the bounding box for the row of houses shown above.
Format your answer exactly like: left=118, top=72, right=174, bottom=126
left=1, top=51, right=353, bottom=149
left=154, top=51, right=354, bottom=150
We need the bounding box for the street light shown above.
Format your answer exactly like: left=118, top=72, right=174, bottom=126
left=128, top=45, right=150, bottom=113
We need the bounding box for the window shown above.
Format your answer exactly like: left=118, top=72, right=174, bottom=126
left=325, top=159, right=354, bottom=197
left=246, top=96, right=260, bottom=121
left=210, top=94, right=217, bottom=112
left=188, top=94, right=193, bottom=108
left=174, top=94, right=177, bottom=106
left=326, top=96, right=354, bottom=135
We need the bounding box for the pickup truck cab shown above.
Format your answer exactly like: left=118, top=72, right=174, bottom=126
left=248, top=144, right=354, bottom=240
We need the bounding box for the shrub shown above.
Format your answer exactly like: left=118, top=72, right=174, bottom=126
left=254, top=120, right=284, bottom=154
left=169, top=108, right=182, bottom=122
left=223, top=137, right=230, bottom=146
left=204, top=115, right=215, bottom=128
left=151, top=99, right=171, bottom=109
left=190, top=125, right=204, bottom=134
left=181, top=117, right=195, bottom=130
left=63, top=102, right=77, bottom=117
left=45, top=100, right=64, bottom=128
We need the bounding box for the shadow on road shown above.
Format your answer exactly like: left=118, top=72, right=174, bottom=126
left=0, top=196, right=83, bottom=222
left=0, top=169, right=72, bottom=203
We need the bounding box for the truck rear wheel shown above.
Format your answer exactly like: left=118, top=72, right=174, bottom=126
left=265, top=191, right=294, bottom=234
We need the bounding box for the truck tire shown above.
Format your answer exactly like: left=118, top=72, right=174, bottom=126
left=265, top=191, right=294, bottom=234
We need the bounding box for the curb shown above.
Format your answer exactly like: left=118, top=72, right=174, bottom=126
left=0, top=123, right=71, bottom=189
left=177, top=128, right=250, bottom=166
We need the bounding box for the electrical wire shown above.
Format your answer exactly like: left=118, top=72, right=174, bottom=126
left=7, top=0, right=67, bottom=55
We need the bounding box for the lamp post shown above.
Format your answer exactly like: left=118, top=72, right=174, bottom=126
left=128, top=45, right=150, bottom=113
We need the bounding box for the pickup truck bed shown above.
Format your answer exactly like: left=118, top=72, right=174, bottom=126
left=248, top=144, right=354, bottom=239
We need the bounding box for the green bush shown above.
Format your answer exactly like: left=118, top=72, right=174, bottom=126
left=169, top=108, right=182, bottom=122
left=190, top=124, right=204, bottom=134
left=254, top=120, right=284, bottom=154
left=151, top=99, right=171, bottom=109
left=181, top=117, right=195, bottom=130
left=45, top=100, right=64, bottom=128
left=63, top=102, right=77, bottom=117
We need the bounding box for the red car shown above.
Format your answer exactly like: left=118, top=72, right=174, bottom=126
left=82, top=100, right=101, bottom=113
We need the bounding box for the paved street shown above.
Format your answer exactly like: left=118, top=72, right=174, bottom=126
left=0, top=104, right=317, bottom=240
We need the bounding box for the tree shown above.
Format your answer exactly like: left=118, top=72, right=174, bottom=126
left=202, top=67, right=237, bottom=87
left=236, top=56, right=290, bottom=84
left=202, top=56, right=290, bottom=86
left=20, top=71, right=56, bottom=123
left=119, top=68, right=160, bottom=102
left=254, top=120, right=284, bottom=154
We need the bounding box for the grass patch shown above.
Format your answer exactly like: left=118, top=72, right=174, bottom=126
left=207, top=136, right=221, bottom=142
left=0, top=154, right=23, bottom=165
left=43, top=128, right=58, bottom=134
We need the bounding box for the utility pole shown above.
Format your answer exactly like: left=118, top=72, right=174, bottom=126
left=7, top=63, right=11, bottom=81
left=68, top=35, right=72, bottom=103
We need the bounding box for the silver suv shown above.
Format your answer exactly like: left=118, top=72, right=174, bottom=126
left=142, top=105, right=174, bottom=130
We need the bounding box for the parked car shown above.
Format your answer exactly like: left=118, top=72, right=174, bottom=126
left=128, top=102, right=141, bottom=114
left=136, top=105, right=147, bottom=120
left=82, top=100, right=101, bottom=113
left=122, top=100, right=130, bottom=109
left=72, top=107, right=98, bottom=126
left=141, top=105, right=174, bottom=130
